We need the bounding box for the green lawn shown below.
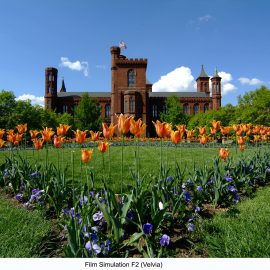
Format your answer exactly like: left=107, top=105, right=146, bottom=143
left=196, top=185, right=270, bottom=257
left=0, top=143, right=266, bottom=192
left=0, top=193, right=51, bottom=257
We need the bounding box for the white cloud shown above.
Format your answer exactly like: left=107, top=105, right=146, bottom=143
left=218, top=71, right=237, bottom=95
left=152, top=66, right=195, bottom=92
left=238, top=77, right=263, bottom=85
left=198, top=15, right=212, bottom=23
left=59, top=57, right=89, bottom=77
left=16, top=94, right=44, bottom=107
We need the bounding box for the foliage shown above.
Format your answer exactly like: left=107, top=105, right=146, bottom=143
left=74, top=93, right=102, bottom=131
left=160, top=95, right=189, bottom=127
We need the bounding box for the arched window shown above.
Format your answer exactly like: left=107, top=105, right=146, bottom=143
left=152, top=104, right=158, bottom=118
left=105, top=104, right=110, bottom=118
left=183, top=103, right=189, bottom=114
left=130, top=96, right=135, bottom=113
left=194, top=104, right=199, bottom=114
left=204, top=103, right=209, bottom=112
left=63, top=105, right=68, bottom=113
left=128, top=70, right=136, bottom=87
left=204, top=83, right=208, bottom=92
left=215, top=84, right=219, bottom=93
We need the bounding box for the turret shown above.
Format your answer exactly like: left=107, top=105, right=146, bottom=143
left=211, top=67, right=222, bottom=110
left=196, top=65, right=210, bottom=96
left=44, top=67, right=58, bottom=110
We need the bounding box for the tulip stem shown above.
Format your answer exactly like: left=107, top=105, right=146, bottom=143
left=160, top=138, right=163, bottom=179
left=71, top=151, right=75, bottom=205
left=108, top=143, right=111, bottom=181
left=102, top=153, right=105, bottom=184
left=121, top=135, right=124, bottom=193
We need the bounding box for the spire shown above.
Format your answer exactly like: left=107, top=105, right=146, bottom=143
left=199, top=65, right=209, bottom=78
left=60, top=77, right=66, bottom=92
left=213, top=67, right=220, bottom=78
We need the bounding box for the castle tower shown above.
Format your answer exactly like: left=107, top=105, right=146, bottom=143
left=44, top=67, right=58, bottom=110
left=196, top=65, right=210, bottom=96
left=60, top=78, right=66, bottom=92
left=211, top=67, right=222, bottom=110
left=110, top=46, right=149, bottom=125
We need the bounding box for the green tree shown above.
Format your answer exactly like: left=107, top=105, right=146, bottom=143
left=0, top=90, right=16, bottom=129
left=74, top=93, right=101, bottom=130
left=160, top=95, right=189, bottom=127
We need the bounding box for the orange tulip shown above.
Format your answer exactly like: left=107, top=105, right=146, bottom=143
left=102, top=123, right=116, bottom=140
left=0, top=129, right=5, bottom=139
left=81, top=149, right=93, bottom=163
left=41, top=127, right=55, bottom=143
left=210, top=127, right=217, bottom=135
left=219, top=148, right=229, bottom=161
left=53, top=136, right=64, bottom=148
left=186, top=129, right=195, bottom=139
left=90, top=131, right=101, bottom=141
left=164, top=123, right=172, bottom=138
left=130, top=118, right=146, bottom=138
left=117, top=114, right=131, bottom=135
left=199, top=134, right=209, bottom=145
left=253, top=135, right=260, bottom=142
left=98, top=141, right=110, bottom=153
left=29, top=130, right=40, bottom=139
left=170, top=130, right=182, bottom=145
left=212, top=120, right=221, bottom=130
left=220, top=126, right=231, bottom=136
left=232, top=124, right=240, bottom=132
left=176, top=124, right=186, bottom=133
left=198, top=126, right=206, bottom=135
left=32, top=139, right=44, bottom=150
left=0, top=139, right=6, bottom=148
left=7, top=129, right=14, bottom=136
left=16, top=123, right=27, bottom=134
left=253, top=125, right=261, bottom=134
left=152, top=120, right=168, bottom=138
left=57, top=124, right=71, bottom=136
left=239, top=145, right=246, bottom=151
left=259, top=128, right=267, bottom=136
left=8, top=133, right=23, bottom=145
left=237, top=136, right=246, bottom=145
left=74, top=130, right=88, bottom=144
left=262, top=134, right=268, bottom=141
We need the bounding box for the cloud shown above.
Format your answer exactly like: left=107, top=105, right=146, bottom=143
left=187, top=14, right=213, bottom=30
left=59, top=57, right=89, bottom=77
left=238, top=77, right=263, bottom=85
left=217, top=71, right=237, bottom=95
left=198, top=15, right=212, bottom=23
left=152, top=66, right=195, bottom=92
left=16, top=94, right=44, bottom=107
left=95, top=64, right=106, bottom=70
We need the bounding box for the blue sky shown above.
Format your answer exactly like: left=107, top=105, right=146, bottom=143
left=0, top=0, right=269, bottom=106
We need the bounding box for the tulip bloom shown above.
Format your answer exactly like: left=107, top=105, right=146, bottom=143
left=152, top=120, right=170, bottom=138
left=186, top=129, right=195, bottom=140
left=239, top=145, right=246, bottom=151
left=176, top=124, right=186, bottom=133
left=219, top=148, right=229, bottom=161
left=198, top=126, right=206, bottom=135
left=117, top=114, right=131, bottom=135
left=41, top=127, right=55, bottom=143
left=81, top=149, right=93, bottom=163
left=0, top=129, right=5, bottom=139
left=199, top=134, right=209, bottom=145
left=53, top=136, right=64, bottom=148
left=57, top=124, right=71, bottom=136
left=74, top=130, right=87, bottom=144
left=32, top=139, right=44, bottom=150
left=253, top=135, right=260, bottom=142
left=220, top=126, right=231, bottom=136
left=170, top=130, right=181, bottom=145
left=237, top=136, right=246, bottom=145
left=130, top=118, right=146, bottom=138
left=29, top=130, right=40, bottom=139
left=0, top=139, right=6, bottom=148
left=90, top=131, right=101, bottom=141
left=210, top=127, right=217, bottom=135
left=98, top=141, right=110, bottom=153
left=102, top=123, right=116, bottom=140
left=16, top=123, right=27, bottom=134
left=212, top=120, right=221, bottom=130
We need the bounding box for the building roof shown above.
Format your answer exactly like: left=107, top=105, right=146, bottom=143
left=198, top=65, right=209, bottom=78
left=212, top=67, right=221, bottom=78
left=58, top=92, right=111, bottom=98
left=149, top=92, right=208, bottom=98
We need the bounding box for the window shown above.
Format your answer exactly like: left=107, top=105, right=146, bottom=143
left=152, top=104, right=158, bottom=118
left=63, top=105, right=68, bottom=113
left=183, top=103, right=189, bottom=114
left=204, top=83, right=208, bottom=92
left=204, top=103, right=209, bottom=112
left=128, top=70, right=136, bottom=87
left=130, top=96, right=135, bottom=113
left=105, top=104, right=110, bottom=118
left=49, top=74, right=54, bottom=81
left=194, top=104, right=199, bottom=114
left=215, top=84, right=219, bottom=93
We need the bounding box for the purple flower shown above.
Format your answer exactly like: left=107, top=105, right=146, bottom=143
left=166, top=176, right=173, bottom=182
left=93, top=211, right=104, bottom=222
left=90, top=233, right=99, bottom=242
left=80, top=196, right=88, bottom=206
left=30, top=172, right=41, bottom=179
left=126, top=210, right=134, bottom=221
left=196, top=186, right=203, bottom=191
left=159, top=234, right=170, bottom=246
left=194, top=206, right=201, bottom=213
left=32, top=188, right=40, bottom=195
left=227, top=185, right=237, bottom=193
left=85, top=241, right=91, bottom=251
left=225, top=176, right=233, bottom=182
left=89, top=191, right=95, bottom=198
left=62, top=208, right=70, bottom=216
left=4, top=170, right=9, bottom=178
left=91, top=226, right=99, bottom=233
left=143, top=223, right=153, bottom=235
left=233, top=193, right=240, bottom=203
left=92, top=243, right=102, bottom=255
left=15, top=194, right=23, bottom=201
left=104, top=240, right=111, bottom=252
left=208, top=178, right=214, bottom=185
left=187, top=223, right=195, bottom=232
left=184, top=192, right=191, bottom=203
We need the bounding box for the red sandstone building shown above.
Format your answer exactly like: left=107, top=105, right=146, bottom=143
left=44, top=46, right=222, bottom=135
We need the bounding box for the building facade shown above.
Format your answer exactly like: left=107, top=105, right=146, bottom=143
left=44, top=46, right=222, bottom=135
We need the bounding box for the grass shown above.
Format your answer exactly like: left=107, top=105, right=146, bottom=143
left=0, top=143, right=267, bottom=192
left=196, top=185, right=270, bottom=257
left=0, top=192, right=51, bottom=257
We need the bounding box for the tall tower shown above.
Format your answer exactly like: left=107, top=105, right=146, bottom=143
left=196, top=65, right=210, bottom=96
left=44, top=67, right=58, bottom=110
left=211, top=68, right=222, bottom=110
